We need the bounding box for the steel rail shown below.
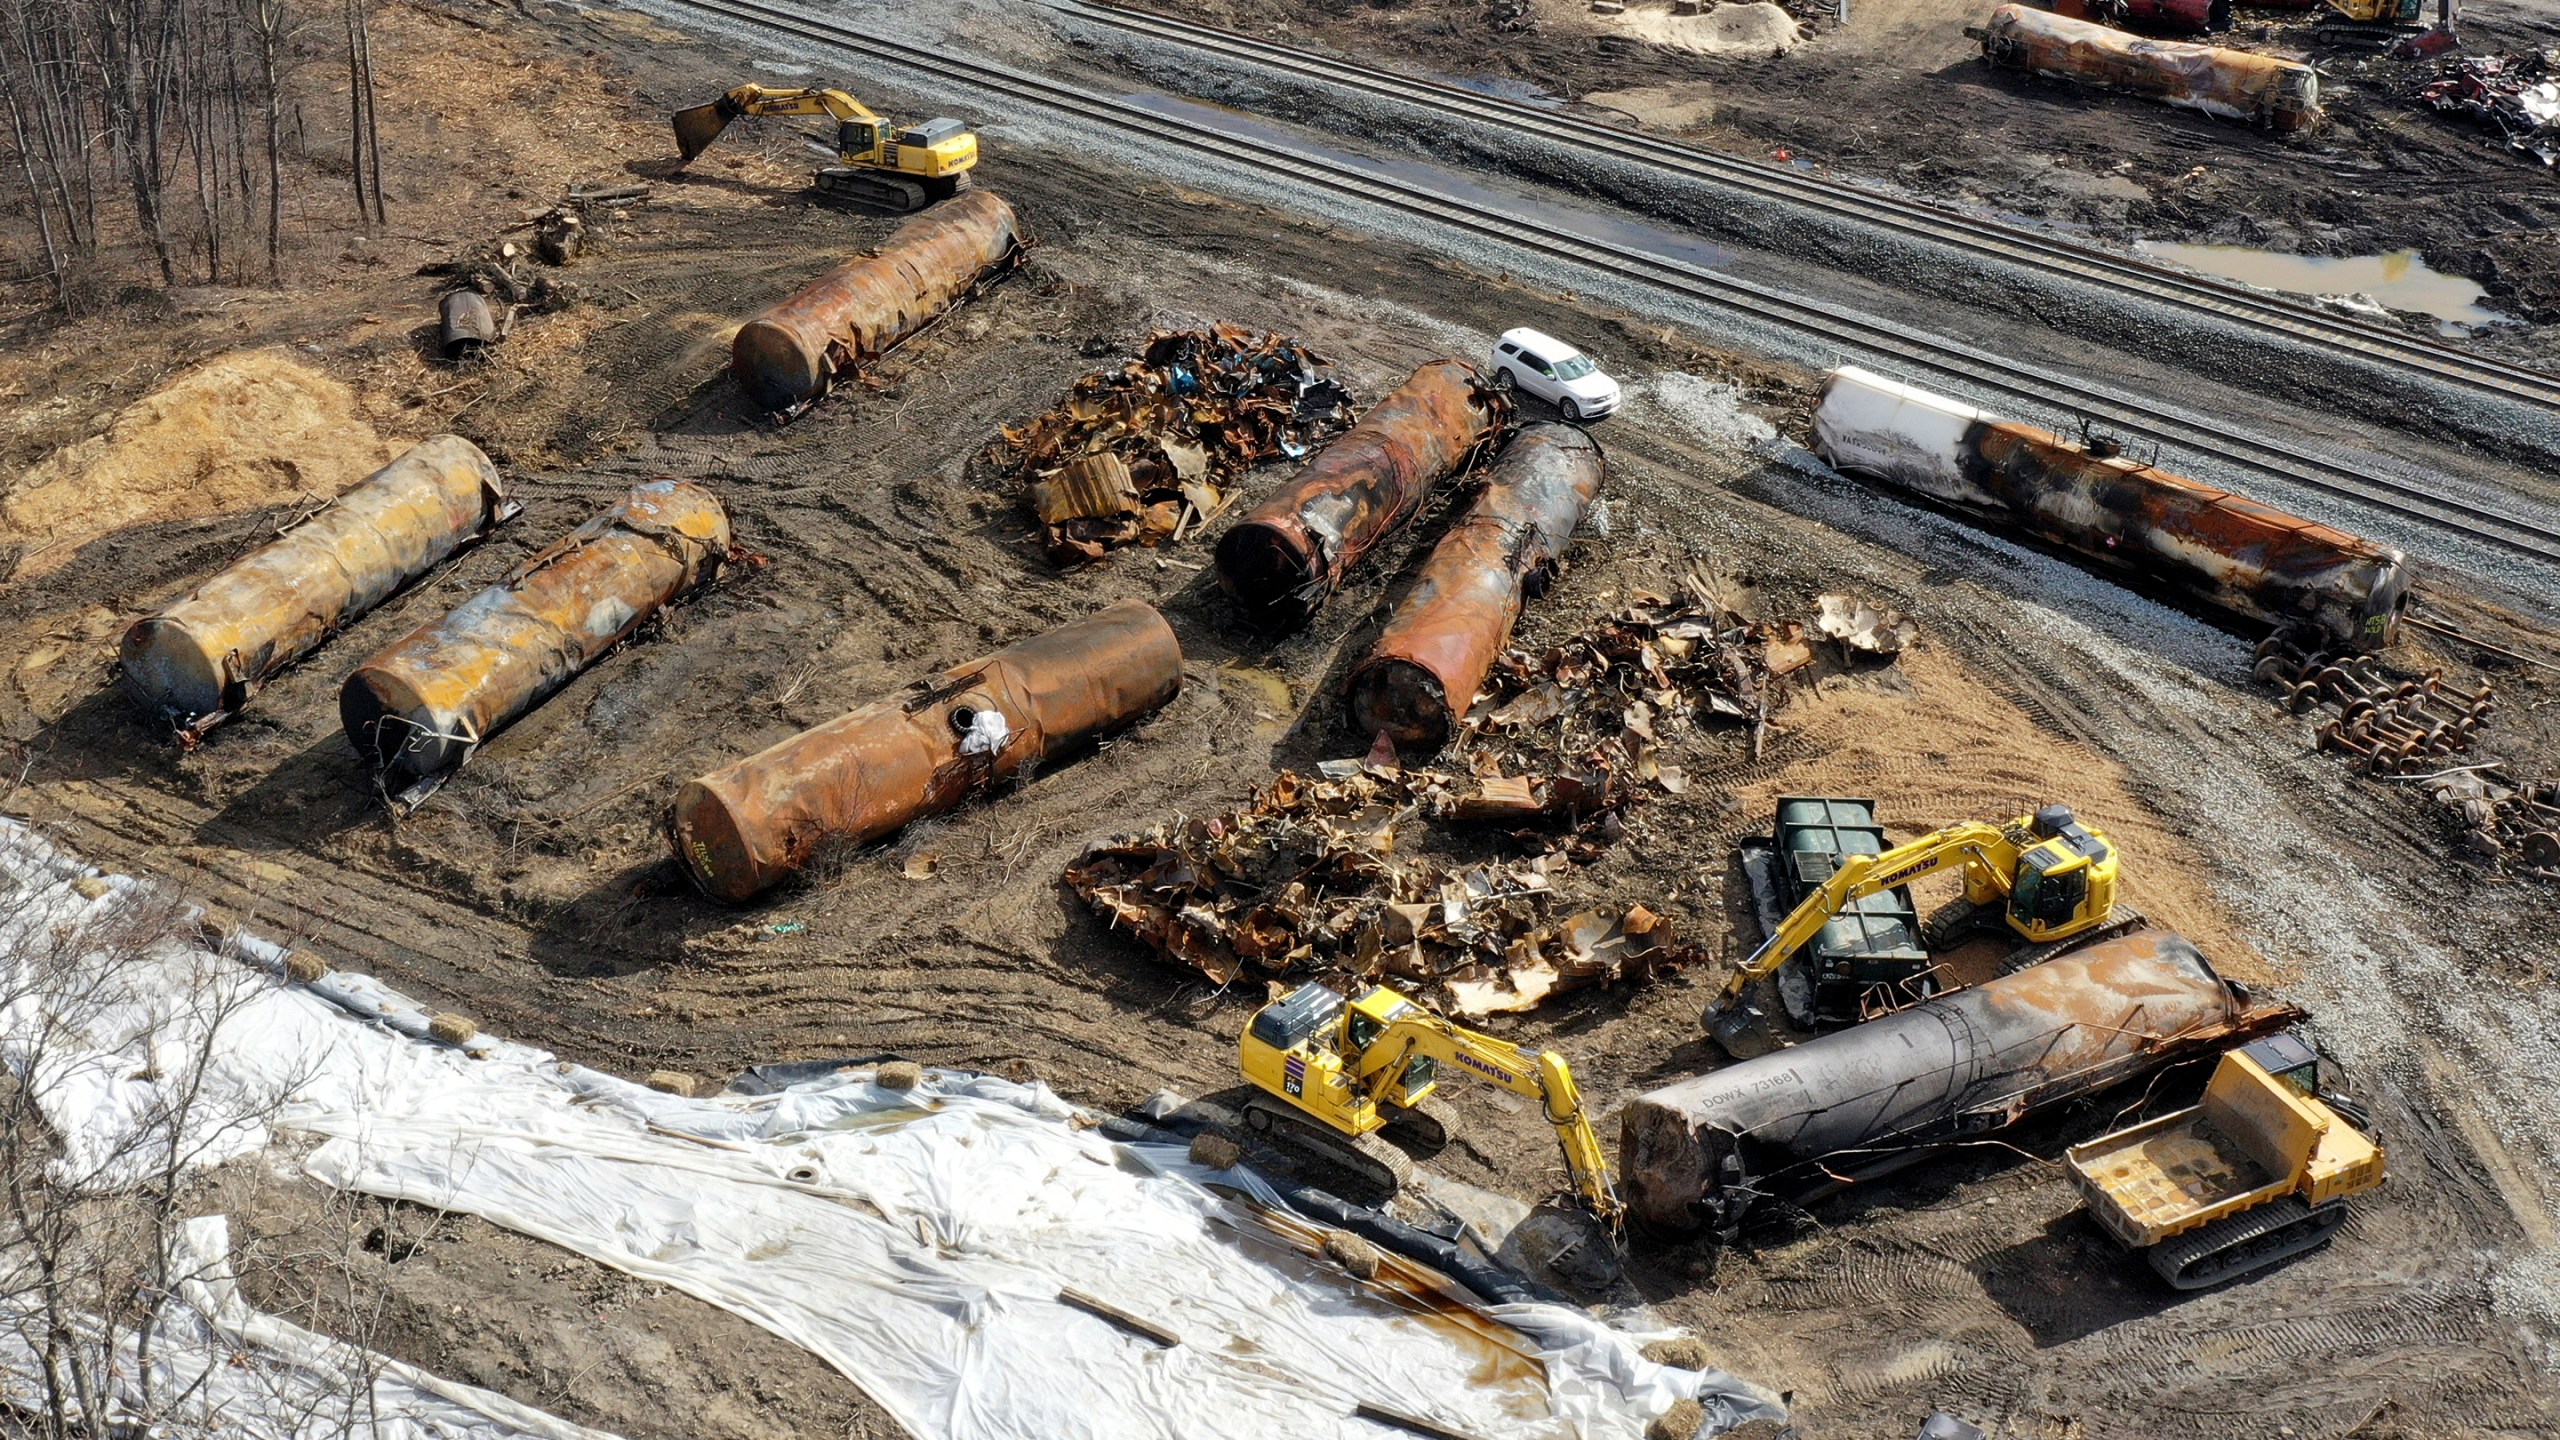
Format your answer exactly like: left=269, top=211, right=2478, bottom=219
left=650, top=0, right=2560, bottom=564
left=1071, top=0, right=2560, bottom=415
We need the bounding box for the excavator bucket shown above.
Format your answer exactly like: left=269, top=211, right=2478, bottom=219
left=671, top=101, right=733, bottom=166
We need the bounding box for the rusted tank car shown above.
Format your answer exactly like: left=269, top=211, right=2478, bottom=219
left=1621, top=930, right=2299, bottom=1237
left=1343, top=423, right=1604, bottom=749
left=1811, top=366, right=2409, bottom=652
left=731, top=188, right=1023, bottom=416
left=1977, top=4, right=2321, bottom=132
left=341, top=479, right=731, bottom=788
left=1215, top=360, right=1508, bottom=630
left=120, top=435, right=513, bottom=739
left=669, top=600, right=1183, bottom=903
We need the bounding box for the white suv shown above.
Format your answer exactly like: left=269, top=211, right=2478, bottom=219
left=1490, top=327, right=1620, bottom=422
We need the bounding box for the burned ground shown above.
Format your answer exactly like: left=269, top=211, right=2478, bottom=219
left=2, top=2, right=2557, bottom=1439
left=1183, top=0, right=2560, bottom=327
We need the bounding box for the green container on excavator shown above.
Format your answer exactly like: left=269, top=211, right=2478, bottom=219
left=1770, top=797, right=1932, bottom=1025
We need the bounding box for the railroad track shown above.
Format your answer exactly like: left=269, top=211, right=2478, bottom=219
left=1070, top=0, right=2560, bottom=419
left=648, top=0, right=2560, bottom=566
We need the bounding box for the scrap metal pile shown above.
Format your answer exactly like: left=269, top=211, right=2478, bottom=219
left=995, top=327, right=1354, bottom=564
left=2418, top=51, right=2560, bottom=167
left=1463, top=571, right=1795, bottom=775
left=1066, top=573, right=1803, bottom=1015
left=2251, top=634, right=2560, bottom=879
left=1064, top=760, right=1693, bottom=1017
left=2420, top=768, right=2560, bottom=875
left=2253, top=636, right=2495, bottom=773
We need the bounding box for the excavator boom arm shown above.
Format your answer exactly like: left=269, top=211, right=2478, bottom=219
left=672, top=84, right=881, bottom=166
left=1718, top=822, right=2013, bottom=1002
left=1359, top=1018, right=1624, bottom=1230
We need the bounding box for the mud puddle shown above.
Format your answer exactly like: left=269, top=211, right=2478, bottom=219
left=2135, top=241, right=2507, bottom=334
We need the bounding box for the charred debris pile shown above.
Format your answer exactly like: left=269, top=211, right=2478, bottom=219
left=1066, top=575, right=1822, bottom=1017
left=993, top=327, right=1355, bottom=563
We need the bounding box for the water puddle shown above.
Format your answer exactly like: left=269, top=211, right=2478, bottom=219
left=1436, top=73, right=1564, bottom=109
left=2135, top=241, right=2504, bottom=335
left=1217, top=661, right=1297, bottom=740
left=1116, top=92, right=1734, bottom=273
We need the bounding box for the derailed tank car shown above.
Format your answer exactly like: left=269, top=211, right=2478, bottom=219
left=1811, top=366, right=2410, bottom=653
left=1620, top=930, right=2298, bottom=1238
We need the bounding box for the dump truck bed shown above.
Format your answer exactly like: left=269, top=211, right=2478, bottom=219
left=2065, top=1108, right=2294, bottom=1249
left=2066, top=1047, right=2383, bottom=1252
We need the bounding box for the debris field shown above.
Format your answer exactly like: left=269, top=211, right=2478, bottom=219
left=0, top=2, right=2556, bottom=1440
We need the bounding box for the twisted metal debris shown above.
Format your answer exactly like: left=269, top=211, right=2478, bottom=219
left=1465, top=569, right=1789, bottom=771
left=2415, top=767, right=2560, bottom=876
left=1066, top=572, right=1802, bottom=1014
left=994, top=326, right=1353, bottom=564
left=1064, top=760, right=1691, bottom=1016
left=2418, top=51, right=2560, bottom=167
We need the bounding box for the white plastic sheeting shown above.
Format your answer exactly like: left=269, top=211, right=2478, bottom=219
left=0, top=820, right=1785, bottom=1439
left=0, top=1215, right=622, bottom=1440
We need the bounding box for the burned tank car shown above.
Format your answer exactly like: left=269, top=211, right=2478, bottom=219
left=1811, top=367, right=2409, bottom=653
left=1620, top=929, right=2288, bottom=1238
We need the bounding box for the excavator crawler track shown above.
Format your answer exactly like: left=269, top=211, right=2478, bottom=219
left=1242, top=1095, right=1413, bottom=1193
left=813, top=166, right=931, bottom=214
left=1999, top=905, right=2148, bottom=975
left=2146, top=1195, right=2348, bottom=1290
left=1383, top=1096, right=1461, bottom=1152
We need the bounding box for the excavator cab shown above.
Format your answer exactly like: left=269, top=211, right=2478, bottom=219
left=2006, top=804, right=2118, bottom=941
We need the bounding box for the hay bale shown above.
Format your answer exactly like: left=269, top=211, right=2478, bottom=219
left=72, top=876, right=110, bottom=899
left=426, top=1013, right=477, bottom=1046
left=644, top=1070, right=698, bottom=1097
left=1645, top=1397, right=1706, bottom=1440
left=1641, top=1336, right=1717, bottom=1372
left=1321, top=1230, right=1381, bottom=1280
left=874, top=1060, right=924, bottom=1091
left=282, top=949, right=329, bottom=985
left=1188, top=1129, right=1243, bottom=1170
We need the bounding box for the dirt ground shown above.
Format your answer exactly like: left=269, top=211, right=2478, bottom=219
left=3, top=1, right=2558, bottom=1438
left=1194, top=0, right=2560, bottom=323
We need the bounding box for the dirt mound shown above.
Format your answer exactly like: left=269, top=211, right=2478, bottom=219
left=1612, top=1, right=1799, bottom=58
left=3, top=350, right=399, bottom=581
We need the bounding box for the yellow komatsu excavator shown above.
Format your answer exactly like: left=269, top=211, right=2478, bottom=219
left=671, top=83, right=978, bottom=214
left=1237, top=983, right=1624, bottom=1236
left=1706, top=799, right=2142, bottom=1053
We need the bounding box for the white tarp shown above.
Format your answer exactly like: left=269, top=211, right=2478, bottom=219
left=0, top=1215, right=623, bottom=1440
left=0, top=819, right=1785, bottom=1439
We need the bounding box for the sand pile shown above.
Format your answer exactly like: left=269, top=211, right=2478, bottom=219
left=1612, top=1, right=1800, bottom=58
left=4, top=350, right=399, bottom=580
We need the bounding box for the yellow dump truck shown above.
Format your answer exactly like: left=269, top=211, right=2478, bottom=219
left=2067, top=1034, right=2384, bottom=1289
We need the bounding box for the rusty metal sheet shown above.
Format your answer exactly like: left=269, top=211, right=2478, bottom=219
left=120, top=435, right=513, bottom=741
left=1344, top=424, right=1605, bottom=750
left=731, top=188, right=1024, bottom=417
left=1979, top=4, right=2322, bottom=132
left=670, top=600, right=1184, bottom=903
left=341, top=479, right=731, bottom=784
left=1811, top=367, right=2407, bottom=652
left=1215, top=360, right=1509, bottom=630
left=1621, top=929, right=2301, bottom=1238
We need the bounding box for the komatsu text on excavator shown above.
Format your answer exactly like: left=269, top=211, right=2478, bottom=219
left=1237, top=983, right=1624, bottom=1236
left=1706, top=797, right=2142, bottom=1054
left=671, top=83, right=978, bottom=213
